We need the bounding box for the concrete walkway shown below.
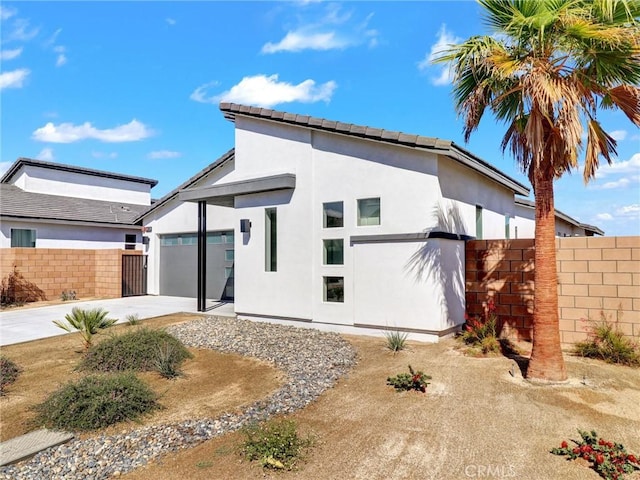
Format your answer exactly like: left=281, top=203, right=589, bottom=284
left=0, top=296, right=234, bottom=346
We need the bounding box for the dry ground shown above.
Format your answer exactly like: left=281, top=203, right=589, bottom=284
left=2, top=316, right=640, bottom=480
left=0, top=314, right=283, bottom=442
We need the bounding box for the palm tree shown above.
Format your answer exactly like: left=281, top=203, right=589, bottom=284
left=53, top=307, right=118, bottom=350
left=435, top=0, right=640, bottom=381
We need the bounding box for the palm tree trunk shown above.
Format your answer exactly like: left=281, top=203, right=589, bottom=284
left=527, top=173, right=567, bottom=382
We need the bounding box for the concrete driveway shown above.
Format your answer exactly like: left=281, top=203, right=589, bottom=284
left=0, top=296, right=234, bottom=346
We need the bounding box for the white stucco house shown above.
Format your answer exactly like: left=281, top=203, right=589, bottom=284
left=139, top=103, right=540, bottom=340
left=512, top=197, right=603, bottom=238
left=0, top=158, right=156, bottom=250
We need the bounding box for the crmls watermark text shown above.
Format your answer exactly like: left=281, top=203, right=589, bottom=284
left=464, top=464, right=517, bottom=478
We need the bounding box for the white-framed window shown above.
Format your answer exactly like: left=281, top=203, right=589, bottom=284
left=357, top=197, right=380, bottom=226
left=476, top=205, right=483, bottom=240
left=11, top=229, right=36, bottom=248
left=323, top=276, right=344, bottom=303
left=505, top=215, right=510, bottom=240
left=323, top=239, right=344, bottom=265
left=323, top=201, right=344, bottom=228
left=265, top=208, right=277, bottom=272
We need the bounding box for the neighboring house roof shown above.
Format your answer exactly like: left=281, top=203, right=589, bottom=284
left=0, top=184, right=145, bottom=227
left=219, top=102, right=530, bottom=196
left=1, top=157, right=158, bottom=187
left=135, top=148, right=235, bottom=221
left=515, top=197, right=604, bottom=236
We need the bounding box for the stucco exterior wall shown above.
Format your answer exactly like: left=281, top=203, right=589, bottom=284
left=512, top=203, right=588, bottom=238
left=0, top=219, right=142, bottom=250
left=11, top=165, right=151, bottom=205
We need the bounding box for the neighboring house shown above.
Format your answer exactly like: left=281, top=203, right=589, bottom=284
left=512, top=197, right=604, bottom=238
left=141, top=102, right=534, bottom=340
left=0, top=158, right=157, bottom=249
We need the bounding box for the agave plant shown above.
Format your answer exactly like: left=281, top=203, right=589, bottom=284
left=53, top=307, right=117, bottom=350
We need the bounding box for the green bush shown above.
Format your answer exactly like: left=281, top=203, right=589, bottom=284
left=575, top=310, right=639, bottom=367
left=387, top=365, right=431, bottom=393
left=0, top=356, right=21, bottom=396
left=384, top=330, right=408, bottom=354
left=79, top=327, right=193, bottom=375
left=241, top=419, right=313, bottom=470
left=53, top=307, right=117, bottom=350
left=33, top=373, right=159, bottom=431
left=126, top=313, right=141, bottom=326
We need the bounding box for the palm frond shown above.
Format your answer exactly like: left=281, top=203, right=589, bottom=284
left=583, top=119, right=617, bottom=182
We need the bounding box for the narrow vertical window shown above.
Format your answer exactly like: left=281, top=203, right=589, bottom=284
left=265, top=208, right=277, bottom=272
left=505, top=215, right=510, bottom=240
left=475, top=205, right=483, bottom=240
left=324, top=276, right=344, bottom=303
left=323, top=239, right=344, bottom=265
left=323, top=201, right=344, bottom=228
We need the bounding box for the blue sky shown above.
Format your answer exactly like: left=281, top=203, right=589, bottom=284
left=1, top=1, right=638, bottom=235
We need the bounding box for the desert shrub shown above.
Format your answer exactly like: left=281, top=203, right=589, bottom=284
left=60, top=290, right=77, bottom=301
left=460, top=298, right=502, bottom=355
left=79, top=327, right=192, bottom=375
left=53, top=307, right=117, bottom=350
left=384, top=330, right=408, bottom=354
left=575, top=310, right=639, bottom=367
left=0, top=266, right=46, bottom=307
left=0, top=356, right=21, bottom=395
left=551, top=430, right=639, bottom=480
left=33, top=373, right=159, bottom=431
left=126, top=313, right=141, bottom=326
left=241, top=419, right=313, bottom=470
left=387, top=365, right=431, bottom=393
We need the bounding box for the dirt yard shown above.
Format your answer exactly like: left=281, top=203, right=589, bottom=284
left=2, top=315, right=639, bottom=480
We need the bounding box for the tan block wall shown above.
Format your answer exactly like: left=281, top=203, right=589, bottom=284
left=466, top=236, right=640, bottom=345
left=0, top=248, right=140, bottom=300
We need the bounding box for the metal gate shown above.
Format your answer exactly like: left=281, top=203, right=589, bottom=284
left=122, top=255, right=147, bottom=297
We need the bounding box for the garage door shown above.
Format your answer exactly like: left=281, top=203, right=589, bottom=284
left=159, top=230, right=234, bottom=300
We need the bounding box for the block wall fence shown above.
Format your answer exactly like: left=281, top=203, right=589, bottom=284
left=465, top=236, right=640, bottom=345
left=0, top=248, right=140, bottom=300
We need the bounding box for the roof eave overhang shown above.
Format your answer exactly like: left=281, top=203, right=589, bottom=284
left=179, top=173, right=296, bottom=206
left=0, top=215, right=141, bottom=229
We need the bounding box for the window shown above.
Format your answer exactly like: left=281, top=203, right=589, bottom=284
left=505, top=215, right=510, bottom=240
left=324, top=276, right=344, bottom=303
left=225, top=249, right=234, bottom=262
left=476, top=205, right=483, bottom=240
left=265, top=208, right=277, bottom=272
left=357, top=198, right=380, bottom=226
left=125, top=234, right=137, bottom=244
left=225, top=266, right=234, bottom=279
left=323, top=201, right=344, bottom=228
left=323, top=239, right=344, bottom=265
left=11, top=229, right=36, bottom=248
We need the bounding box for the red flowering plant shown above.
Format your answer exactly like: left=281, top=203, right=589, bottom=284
left=460, top=298, right=502, bottom=354
left=386, top=365, right=431, bottom=393
left=551, top=430, right=640, bottom=480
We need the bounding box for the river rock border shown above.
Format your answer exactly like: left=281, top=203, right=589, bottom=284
left=0, top=316, right=357, bottom=480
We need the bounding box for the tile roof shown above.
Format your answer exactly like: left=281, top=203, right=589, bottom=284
left=0, top=184, right=146, bottom=226
left=219, top=102, right=530, bottom=196
left=1, top=158, right=158, bottom=187
left=135, top=148, right=235, bottom=221
left=514, top=197, right=603, bottom=236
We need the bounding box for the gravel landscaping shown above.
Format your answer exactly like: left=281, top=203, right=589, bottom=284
left=0, top=316, right=357, bottom=480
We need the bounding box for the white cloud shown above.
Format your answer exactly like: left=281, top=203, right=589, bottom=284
left=595, top=213, right=613, bottom=221
left=261, top=4, right=378, bottom=54
left=418, top=24, right=461, bottom=86
left=36, top=148, right=55, bottom=161
left=45, top=28, right=62, bottom=47
left=166, top=18, right=176, bottom=25
left=595, top=153, right=640, bottom=177
left=0, top=6, right=17, bottom=21
left=0, top=68, right=30, bottom=89
left=0, top=161, right=12, bottom=177
left=32, top=119, right=154, bottom=143
left=0, top=47, right=23, bottom=60
left=147, top=150, right=181, bottom=159
left=91, top=151, right=118, bottom=159
left=593, top=175, right=640, bottom=190
left=262, top=31, right=349, bottom=53
left=609, top=129, right=627, bottom=141
left=617, top=204, right=640, bottom=217
left=192, top=74, right=336, bottom=108
left=7, top=19, right=39, bottom=42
